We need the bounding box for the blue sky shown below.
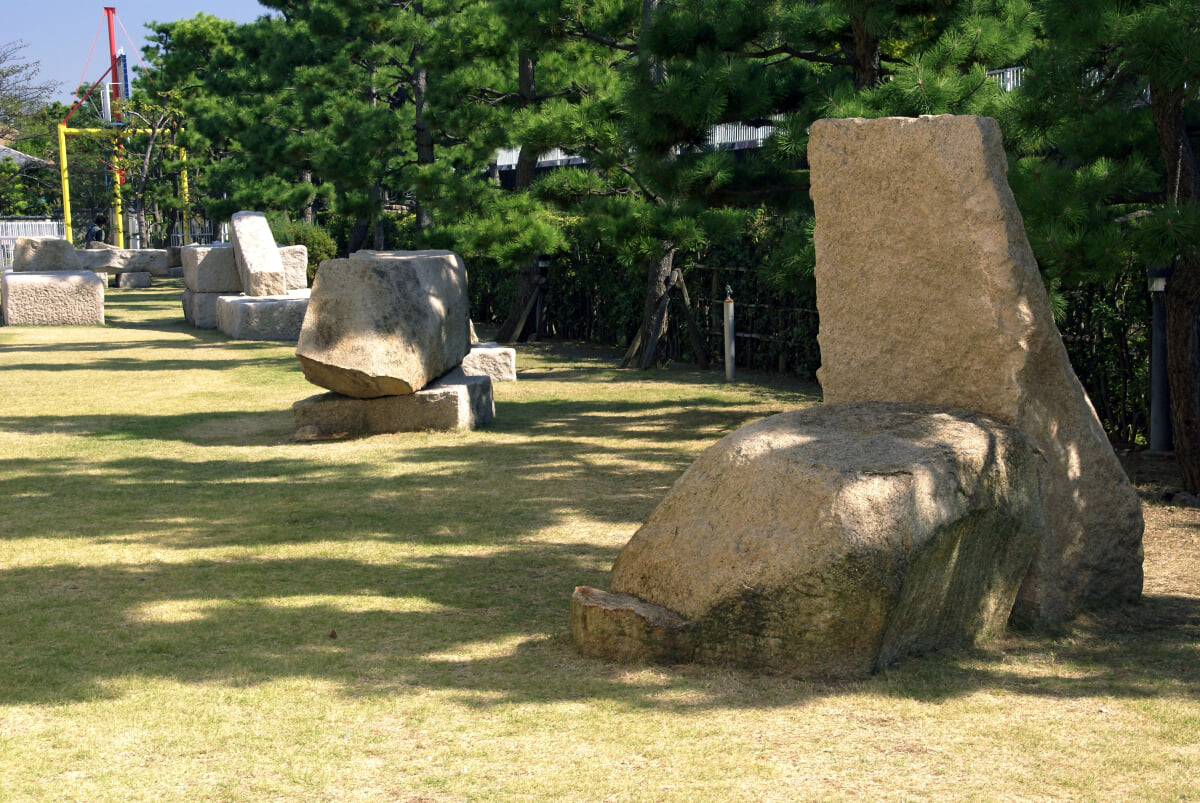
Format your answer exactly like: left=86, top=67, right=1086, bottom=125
left=7, top=2, right=273, bottom=104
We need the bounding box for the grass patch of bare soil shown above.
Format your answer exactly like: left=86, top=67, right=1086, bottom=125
left=0, top=282, right=1196, bottom=802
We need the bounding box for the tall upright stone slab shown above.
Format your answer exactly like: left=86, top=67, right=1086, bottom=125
left=808, top=115, right=1143, bottom=625
left=295, top=250, right=471, bottom=398
left=230, top=211, right=286, bottom=296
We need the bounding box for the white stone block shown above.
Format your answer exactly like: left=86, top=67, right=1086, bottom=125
left=216, top=290, right=310, bottom=341
left=2, top=270, right=104, bottom=325
left=181, top=244, right=241, bottom=293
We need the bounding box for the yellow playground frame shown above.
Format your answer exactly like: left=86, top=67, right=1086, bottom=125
left=57, top=123, right=189, bottom=248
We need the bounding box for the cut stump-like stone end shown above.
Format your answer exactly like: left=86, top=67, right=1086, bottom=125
left=570, top=586, right=697, bottom=664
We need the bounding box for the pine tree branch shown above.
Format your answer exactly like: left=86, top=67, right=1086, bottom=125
left=561, top=20, right=638, bottom=53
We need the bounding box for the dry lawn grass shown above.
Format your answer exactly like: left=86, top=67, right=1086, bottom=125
left=0, top=282, right=1197, bottom=802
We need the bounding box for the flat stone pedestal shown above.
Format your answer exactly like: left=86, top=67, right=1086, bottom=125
left=1, top=270, right=105, bottom=325
left=216, top=290, right=310, bottom=341
left=462, top=341, right=517, bottom=382
left=114, top=271, right=152, bottom=289
left=294, top=369, right=494, bottom=438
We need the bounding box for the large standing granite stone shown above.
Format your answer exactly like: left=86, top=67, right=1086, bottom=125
left=295, top=250, right=471, bottom=398
left=2, top=270, right=104, bottom=325
left=11, top=237, right=81, bottom=271
left=230, top=211, right=286, bottom=296
left=293, top=368, right=493, bottom=437
left=181, top=244, right=241, bottom=293
left=808, top=115, right=1143, bottom=626
left=216, top=290, right=310, bottom=341
left=588, top=403, right=1041, bottom=679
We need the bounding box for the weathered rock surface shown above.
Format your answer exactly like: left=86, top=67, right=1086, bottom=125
left=78, top=248, right=170, bottom=276
left=114, top=271, right=152, bottom=289
left=295, top=250, right=471, bottom=398
left=2, top=270, right=104, bottom=325
left=279, top=244, right=309, bottom=291
left=216, top=290, right=310, bottom=341
left=181, top=244, right=241, bottom=293
left=181, top=289, right=226, bottom=329
left=12, top=237, right=81, bottom=271
left=571, top=587, right=698, bottom=664
left=461, top=342, right=517, bottom=382
left=293, top=368, right=493, bottom=437
left=807, top=115, right=1144, bottom=626
left=604, top=403, right=1041, bottom=679
left=230, top=211, right=286, bottom=296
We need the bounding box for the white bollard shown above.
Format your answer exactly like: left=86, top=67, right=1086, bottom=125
left=723, top=288, right=735, bottom=382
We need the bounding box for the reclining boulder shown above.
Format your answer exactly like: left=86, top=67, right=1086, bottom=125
left=575, top=403, right=1041, bottom=679
left=295, top=250, right=471, bottom=397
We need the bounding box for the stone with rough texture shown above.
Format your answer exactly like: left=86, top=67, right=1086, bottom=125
left=606, top=403, right=1041, bottom=679
left=2, top=270, right=104, bottom=325
left=12, top=237, right=81, bottom=271
left=571, top=586, right=698, bottom=664
left=295, top=250, right=471, bottom=398
left=461, top=342, right=517, bottom=382
left=230, top=211, right=286, bottom=296
left=808, top=115, right=1144, bottom=626
left=279, top=245, right=309, bottom=290
left=78, top=248, right=170, bottom=276
left=115, top=271, right=151, bottom=289
left=216, top=290, right=310, bottom=341
left=181, top=244, right=241, bottom=293
left=293, top=368, right=493, bottom=437
left=181, top=289, right=227, bottom=329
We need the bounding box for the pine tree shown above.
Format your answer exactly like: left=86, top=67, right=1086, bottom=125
left=1013, top=0, right=1200, bottom=492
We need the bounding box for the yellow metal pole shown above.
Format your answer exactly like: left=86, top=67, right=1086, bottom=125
left=179, top=147, right=190, bottom=244
left=113, top=160, right=124, bottom=249
left=57, top=124, right=73, bottom=243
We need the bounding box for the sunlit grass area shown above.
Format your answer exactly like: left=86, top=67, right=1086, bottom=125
left=1, top=281, right=1197, bottom=801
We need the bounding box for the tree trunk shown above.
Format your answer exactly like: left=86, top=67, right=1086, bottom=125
left=497, top=50, right=541, bottom=343
left=412, top=49, right=435, bottom=232
left=347, top=219, right=370, bottom=255
left=849, top=12, right=882, bottom=90
left=300, top=170, right=316, bottom=224
left=1152, top=84, right=1200, bottom=492
left=623, top=243, right=676, bottom=368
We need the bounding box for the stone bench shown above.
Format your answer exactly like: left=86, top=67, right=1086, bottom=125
left=293, top=368, right=494, bottom=438
left=1, top=270, right=105, bottom=326
left=216, top=290, right=310, bottom=341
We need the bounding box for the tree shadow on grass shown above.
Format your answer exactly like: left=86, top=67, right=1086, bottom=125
left=2, top=538, right=1197, bottom=712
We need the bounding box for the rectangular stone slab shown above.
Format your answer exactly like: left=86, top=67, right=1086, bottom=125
left=181, top=289, right=234, bottom=329
left=2, top=270, right=104, bottom=325
left=115, top=271, right=151, bottom=289
left=279, top=245, right=309, bottom=290
left=462, top=343, right=517, bottom=382
left=808, top=114, right=1144, bottom=626
left=230, top=211, right=286, bottom=296
left=216, top=291, right=310, bottom=341
left=182, top=244, right=241, bottom=293
left=293, top=368, right=493, bottom=437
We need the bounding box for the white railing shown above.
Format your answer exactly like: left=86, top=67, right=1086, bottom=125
left=0, top=218, right=66, bottom=268
left=987, top=66, right=1025, bottom=91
